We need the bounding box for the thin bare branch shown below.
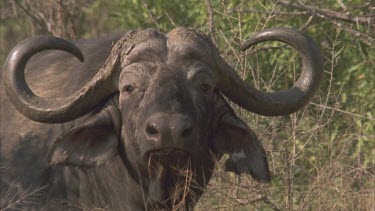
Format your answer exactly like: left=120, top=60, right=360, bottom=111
left=277, top=0, right=374, bottom=27
left=204, top=0, right=218, bottom=45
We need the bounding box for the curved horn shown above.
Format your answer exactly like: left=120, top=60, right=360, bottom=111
left=216, top=28, right=323, bottom=116
left=3, top=36, right=119, bottom=123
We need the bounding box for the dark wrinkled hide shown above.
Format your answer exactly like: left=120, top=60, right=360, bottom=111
left=1, top=29, right=271, bottom=210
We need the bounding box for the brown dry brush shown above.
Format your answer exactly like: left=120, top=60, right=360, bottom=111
left=196, top=1, right=374, bottom=211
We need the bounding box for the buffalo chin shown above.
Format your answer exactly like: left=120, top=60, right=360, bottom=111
left=145, top=148, right=196, bottom=210
left=146, top=148, right=191, bottom=168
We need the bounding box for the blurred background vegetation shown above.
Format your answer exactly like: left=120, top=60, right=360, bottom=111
left=1, top=0, right=374, bottom=210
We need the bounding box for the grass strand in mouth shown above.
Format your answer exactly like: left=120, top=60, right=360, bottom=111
left=147, top=153, right=196, bottom=210
left=166, top=158, right=194, bottom=210
left=147, top=148, right=191, bottom=167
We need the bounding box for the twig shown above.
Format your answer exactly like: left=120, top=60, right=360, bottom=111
left=277, top=0, right=374, bottom=27
left=165, top=12, right=177, bottom=27
left=140, top=0, right=159, bottom=28
left=309, top=102, right=375, bottom=121
left=262, top=196, right=281, bottom=211
left=231, top=8, right=308, bottom=16
left=204, top=0, right=218, bottom=45
left=276, top=0, right=374, bottom=46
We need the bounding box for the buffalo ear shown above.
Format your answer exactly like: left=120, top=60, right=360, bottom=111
left=211, top=94, right=271, bottom=182
left=48, top=98, right=121, bottom=167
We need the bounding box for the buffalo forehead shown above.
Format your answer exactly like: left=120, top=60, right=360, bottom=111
left=122, top=28, right=215, bottom=70
left=121, top=29, right=167, bottom=64
left=167, top=28, right=216, bottom=63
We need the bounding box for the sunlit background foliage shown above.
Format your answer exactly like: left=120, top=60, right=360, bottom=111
left=1, top=0, right=374, bottom=210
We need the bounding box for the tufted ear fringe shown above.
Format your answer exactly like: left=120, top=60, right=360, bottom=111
left=210, top=93, right=271, bottom=182
left=48, top=97, right=121, bottom=166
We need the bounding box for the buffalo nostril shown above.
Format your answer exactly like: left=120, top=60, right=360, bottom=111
left=181, top=127, right=193, bottom=138
left=146, top=124, right=159, bottom=135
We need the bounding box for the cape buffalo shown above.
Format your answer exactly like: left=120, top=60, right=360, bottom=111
left=0, top=27, right=322, bottom=210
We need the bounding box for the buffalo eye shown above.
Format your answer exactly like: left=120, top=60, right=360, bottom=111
left=200, top=83, right=212, bottom=93
left=123, top=84, right=135, bottom=93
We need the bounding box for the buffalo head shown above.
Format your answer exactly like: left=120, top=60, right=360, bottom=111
left=3, top=27, right=322, bottom=208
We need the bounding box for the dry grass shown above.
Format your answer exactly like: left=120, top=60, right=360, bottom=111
left=0, top=184, right=47, bottom=210
left=167, top=160, right=194, bottom=210
left=147, top=156, right=198, bottom=210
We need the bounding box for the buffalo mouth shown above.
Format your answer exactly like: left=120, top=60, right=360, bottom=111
left=146, top=148, right=191, bottom=167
